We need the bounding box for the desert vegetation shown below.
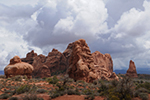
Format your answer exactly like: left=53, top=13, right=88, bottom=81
left=0, top=74, right=150, bottom=100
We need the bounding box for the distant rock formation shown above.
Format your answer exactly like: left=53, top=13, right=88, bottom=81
left=92, top=51, right=118, bottom=80
left=4, top=56, right=34, bottom=79
left=22, top=49, right=67, bottom=78
left=126, top=60, right=138, bottom=78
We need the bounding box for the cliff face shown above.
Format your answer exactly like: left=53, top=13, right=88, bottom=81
left=126, top=60, right=138, bottom=78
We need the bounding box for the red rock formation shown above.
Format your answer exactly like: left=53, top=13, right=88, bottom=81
left=21, top=50, right=37, bottom=64
left=126, top=60, right=138, bottom=78
left=63, top=43, right=73, bottom=67
left=45, top=48, right=67, bottom=74
left=22, top=49, right=67, bottom=78
left=92, top=51, right=118, bottom=80
left=67, top=39, right=97, bottom=82
left=67, top=39, right=118, bottom=82
left=4, top=56, right=34, bottom=79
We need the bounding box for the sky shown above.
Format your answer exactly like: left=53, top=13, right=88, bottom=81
left=0, top=0, right=150, bottom=70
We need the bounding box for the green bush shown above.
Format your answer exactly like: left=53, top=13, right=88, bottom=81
left=16, top=84, right=37, bottom=94
left=108, top=95, right=120, bottom=100
left=67, top=89, right=76, bottom=95
left=0, top=93, right=11, bottom=99
left=11, top=75, right=22, bottom=81
left=136, top=82, right=150, bottom=92
left=37, top=89, right=47, bottom=93
left=84, top=94, right=95, bottom=100
left=138, top=93, right=148, bottom=100
left=22, top=94, right=44, bottom=100
left=50, top=92, right=60, bottom=99
left=9, top=97, right=19, bottom=100
left=46, top=75, right=59, bottom=84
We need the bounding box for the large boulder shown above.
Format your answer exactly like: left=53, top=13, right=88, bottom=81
left=126, top=60, right=138, bottom=78
left=4, top=56, right=34, bottom=79
left=92, top=51, right=118, bottom=80
left=67, top=39, right=97, bottom=82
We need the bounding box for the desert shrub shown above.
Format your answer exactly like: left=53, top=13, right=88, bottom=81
left=5, top=90, right=14, bottom=93
left=9, top=97, right=19, bottom=100
left=46, top=75, right=59, bottom=84
left=135, top=88, right=148, bottom=97
left=16, top=84, right=37, bottom=94
left=136, top=82, right=150, bottom=92
left=111, top=79, right=118, bottom=87
left=85, top=94, right=95, bottom=100
left=93, top=80, right=98, bottom=85
left=11, top=75, right=22, bottom=81
left=108, top=95, right=120, bottom=100
left=138, top=93, right=148, bottom=100
left=83, top=89, right=93, bottom=95
left=115, top=76, right=134, bottom=100
left=50, top=92, right=61, bottom=99
left=37, top=89, right=47, bottom=93
left=97, top=82, right=109, bottom=96
left=22, top=94, right=44, bottom=100
left=0, top=75, right=6, bottom=79
left=76, top=80, right=85, bottom=84
left=67, top=89, right=77, bottom=95
left=0, top=93, right=11, bottom=99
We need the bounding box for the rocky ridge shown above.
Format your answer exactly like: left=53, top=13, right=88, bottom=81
left=7, top=39, right=118, bottom=82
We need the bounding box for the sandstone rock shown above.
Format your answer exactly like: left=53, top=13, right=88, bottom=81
left=47, top=49, right=67, bottom=74
left=92, top=51, right=118, bottom=80
left=4, top=56, right=34, bottom=79
left=63, top=43, right=73, bottom=67
left=32, top=54, right=48, bottom=77
left=21, top=50, right=37, bottom=64
left=22, top=49, right=67, bottom=78
left=126, top=60, right=138, bottom=78
left=67, top=39, right=97, bottom=82
left=67, top=39, right=118, bottom=82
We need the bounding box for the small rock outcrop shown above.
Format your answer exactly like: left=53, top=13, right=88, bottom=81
left=92, top=51, right=118, bottom=80
left=126, top=60, right=138, bottom=78
left=4, top=56, right=34, bottom=79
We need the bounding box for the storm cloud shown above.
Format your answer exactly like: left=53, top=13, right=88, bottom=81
left=0, top=0, right=150, bottom=70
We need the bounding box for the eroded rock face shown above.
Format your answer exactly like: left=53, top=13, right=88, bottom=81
left=67, top=39, right=97, bottom=82
left=4, top=56, right=34, bottom=79
left=126, top=60, right=138, bottom=78
left=67, top=39, right=118, bottom=82
left=22, top=49, right=67, bottom=78
left=63, top=43, right=73, bottom=67
left=92, top=51, right=118, bottom=80
left=21, top=50, right=37, bottom=64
